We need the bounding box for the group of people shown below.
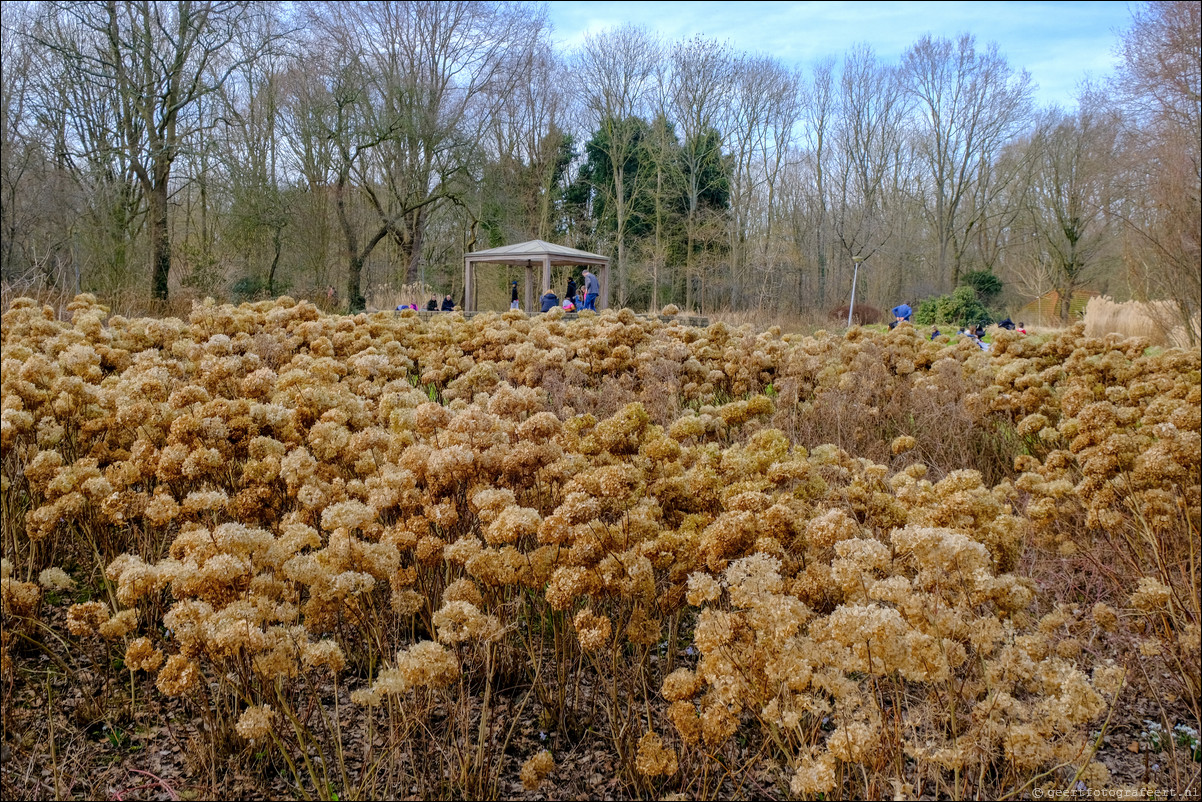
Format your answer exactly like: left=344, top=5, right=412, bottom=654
left=523, top=268, right=601, bottom=314
left=398, top=294, right=456, bottom=313
left=891, top=302, right=1028, bottom=348
left=395, top=269, right=602, bottom=316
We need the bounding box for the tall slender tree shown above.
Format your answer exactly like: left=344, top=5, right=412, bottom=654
left=903, top=34, right=1034, bottom=288
left=1112, top=0, right=1201, bottom=342
left=669, top=35, right=734, bottom=310
left=1023, top=101, right=1122, bottom=322
left=32, top=1, right=273, bottom=301
left=572, top=24, right=659, bottom=306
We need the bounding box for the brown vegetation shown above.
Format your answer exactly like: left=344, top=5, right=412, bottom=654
left=1084, top=295, right=1201, bottom=349
left=827, top=304, right=883, bottom=326
left=2, top=295, right=1198, bottom=800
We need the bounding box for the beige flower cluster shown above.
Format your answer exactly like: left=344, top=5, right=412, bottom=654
left=2, top=295, right=1197, bottom=798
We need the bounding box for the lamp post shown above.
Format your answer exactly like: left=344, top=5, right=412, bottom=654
left=847, top=255, right=866, bottom=327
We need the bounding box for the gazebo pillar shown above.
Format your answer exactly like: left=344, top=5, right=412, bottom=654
left=542, top=255, right=552, bottom=296
left=524, top=261, right=534, bottom=313
left=464, top=259, right=474, bottom=312
left=601, top=264, right=610, bottom=309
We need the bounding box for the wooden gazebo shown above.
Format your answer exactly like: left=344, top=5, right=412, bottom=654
left=462, top=239, right=610, bottom=312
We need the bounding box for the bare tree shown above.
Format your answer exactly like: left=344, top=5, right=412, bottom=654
left=213, top=5, right=296, bottom=297
left=295, top=1, right=546, bottom=308
left=32, top=1, right=273, bottom=301
left=479, top=33, right=571, bottom=244
left=1, top=1, right=75, bottom=289
left=644, top=58, right=684, bottom=310
left=1112, top=0, right=1201, bottom=342
left=752, top=64, right=803, bottom=310
left=829, top=45, right=911, bottom=300
left=359, top=2, right=545, bottom=285
left=903, top=34, right=1034, bottom=288
left=669, top=35, right=735, bottom=311
left=1022, top=101, right=1122, bottom=322
left=790, top=57, right=836, bottom=311
left=572, top=24, right=660, bottom=306
left=724, top=54, right=795, bottom=311
left=287, top=11, right=385, bottom=310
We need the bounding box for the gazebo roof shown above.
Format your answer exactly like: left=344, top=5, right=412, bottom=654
left=464, top=239, right=609, bottom=266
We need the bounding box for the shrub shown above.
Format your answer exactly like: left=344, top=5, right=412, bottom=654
left=960, top=269, right=1003, bottom=306
left=914, top=285, right=992, bottom=327
left=1, top=293, right=1196, bottom=801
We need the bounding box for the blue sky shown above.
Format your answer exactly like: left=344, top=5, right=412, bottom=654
left=544, top=1, right=1136, bottom=109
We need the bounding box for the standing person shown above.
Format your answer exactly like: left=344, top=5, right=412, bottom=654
left=582, top=269, right=600, bottom=311
left=566, top=275, right=577, bottom=305
left=441, top=294, right=455, bottom=311
left=510, top=281, right=519, bottom=310
left=890, top=303, right=912, bottom=329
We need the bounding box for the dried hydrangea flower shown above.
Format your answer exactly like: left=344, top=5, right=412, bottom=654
left=38, top=567, right=74, bottom=591
left=235, top=704, right=276, bottom=741
left=124, top=637, right=164, bottom=672
left=66, top=601, right=109, bottom=636
left=635, top=730, right=678, bottom=777
left=520, top=750, right=554, bottom=790
left=573, top=608, right=612, bottom=652
left=156, top=654, right=199, bottom=696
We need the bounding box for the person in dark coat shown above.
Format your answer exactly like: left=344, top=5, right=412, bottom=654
left=441, top=295, right=455, bottom=311
left=426, top=297, right=438, bottom=311
left=539, top=290, right=559, bottom=313
left=511, top=281, right=520, bottom=310
left=566, top=275, right=577, bottom=304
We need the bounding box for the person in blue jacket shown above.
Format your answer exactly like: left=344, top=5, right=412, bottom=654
left=539, top=290, right=559, bottom=313
left=582, top=270, right=600, bottom=311
left=890, top=303, right=912, bottom=329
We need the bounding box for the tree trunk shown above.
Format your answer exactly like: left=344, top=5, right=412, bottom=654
left=268, top=227, right=282, bottom=297
left=150, top=181, right=171, bottom=301
left=405, top=206, right=427, bottom=285
left=335, top=176, right=362, bottom=311
left=613, top=162, right=627, bottom=307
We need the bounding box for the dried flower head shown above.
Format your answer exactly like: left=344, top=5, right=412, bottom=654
left=124, top=637, right=164, bottom=672
left=38, top=567, right=75, bottom=591
left=686, top=571, right=722, bottom=606
left=236, top=704, right=276, bottom=741
left=433, top=601, right=502, bottom=643
left=66, top=601, right=109, bottom=636
left=520, top=750, right=555, bottom=790
left=1129, top=576, right=1171, bottom=612
left=156, top=654, right=199, bottom=696
left=573, top=608, right=613, bottom=652
left=791, top=751, right=837, bottom=797
left=635, top=730, right=678, bottom=777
